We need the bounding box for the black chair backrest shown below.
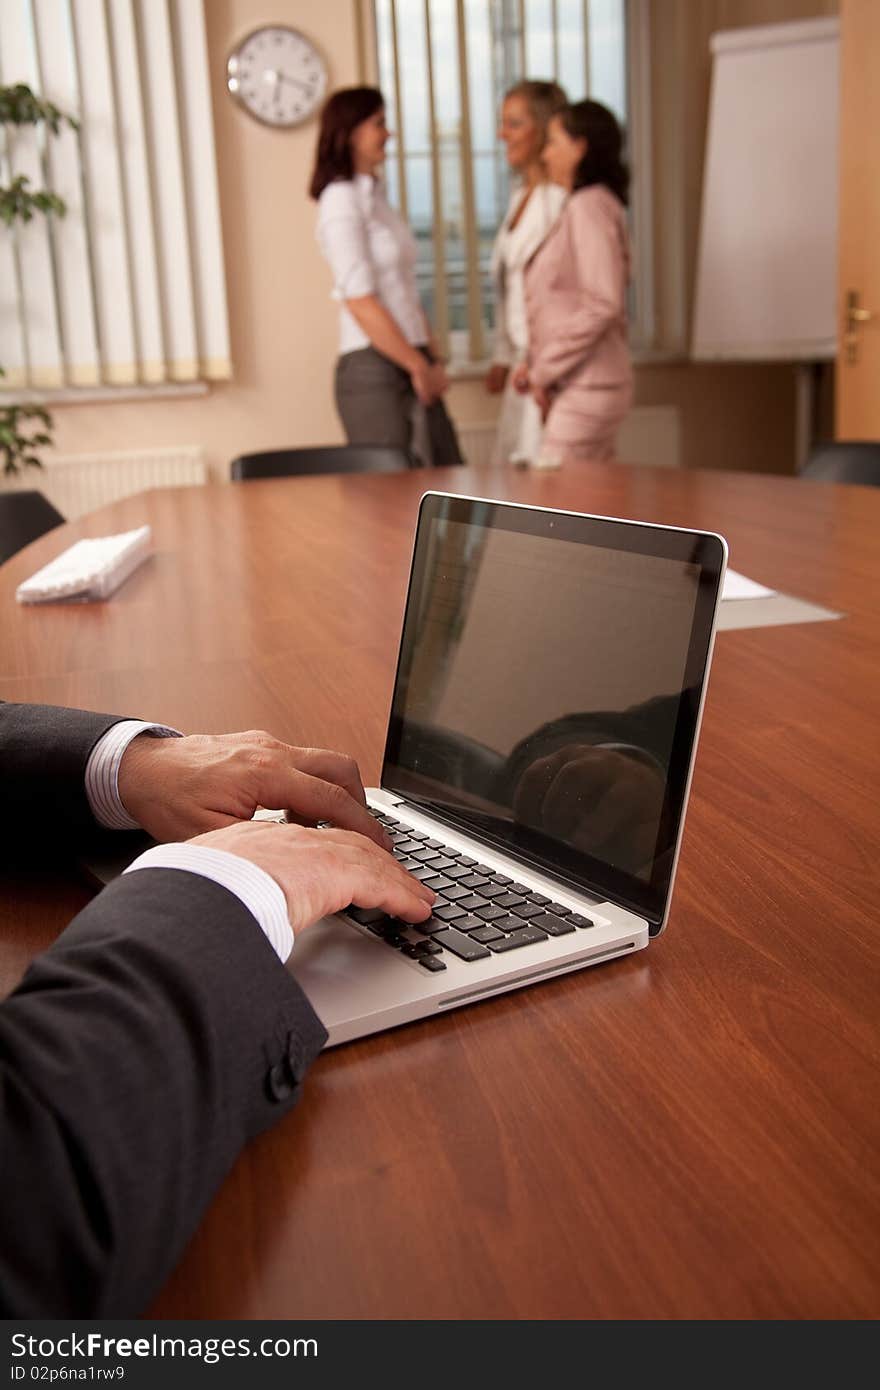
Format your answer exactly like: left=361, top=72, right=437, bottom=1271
left=801, top=441, right=880, bottom=487
left=230, top=444, right=415, bottom=481
left=0, top=489, right=65, bottom=566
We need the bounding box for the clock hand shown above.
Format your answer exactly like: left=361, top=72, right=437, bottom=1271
left=275, top=72, right=313, bottom=94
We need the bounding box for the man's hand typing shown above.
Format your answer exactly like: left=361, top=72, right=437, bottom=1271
left=117, top=729, right=393, bottom=850
left=189, top=820, right=435, bottom=937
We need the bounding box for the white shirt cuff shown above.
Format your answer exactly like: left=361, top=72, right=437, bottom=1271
left=123, top=843, right=294, bottom=964
left=85, top=721, right=182, bottom=830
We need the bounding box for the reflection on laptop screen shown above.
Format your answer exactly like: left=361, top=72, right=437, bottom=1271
left=383, top=495, right=725, bottom=927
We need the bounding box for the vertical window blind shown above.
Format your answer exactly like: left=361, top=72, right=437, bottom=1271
left=0, top=0, right=230, bottom=391
left=366, top=0, right=629, bottom=364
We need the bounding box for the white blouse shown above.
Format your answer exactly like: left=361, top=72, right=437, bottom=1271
left=316, top=174, right=426, bottom=356
left=490, top=181, right=567, bottom=364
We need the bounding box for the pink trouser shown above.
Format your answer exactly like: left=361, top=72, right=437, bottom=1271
left=541, top=382, right=633, bottom=464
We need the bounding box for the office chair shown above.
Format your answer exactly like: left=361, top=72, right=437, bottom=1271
left=0, top=489, right=65, bottom=566
left=801, top=441, right=880, bottom=487
left=230, top=444, right=416, bottom=481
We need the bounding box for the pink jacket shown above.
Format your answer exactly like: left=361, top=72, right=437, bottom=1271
left=524, top=184, right=631, bottom=393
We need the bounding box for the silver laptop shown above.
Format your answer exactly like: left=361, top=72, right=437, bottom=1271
left=292, top=492, right=727, bottom=1046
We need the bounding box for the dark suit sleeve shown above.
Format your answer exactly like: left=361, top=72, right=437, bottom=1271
left=0, top=868, right=328, bottom=1317
left=0, top=701, right=126, bottom=836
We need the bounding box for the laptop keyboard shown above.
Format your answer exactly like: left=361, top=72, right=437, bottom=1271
left=343, top=811, right=597, bottom=973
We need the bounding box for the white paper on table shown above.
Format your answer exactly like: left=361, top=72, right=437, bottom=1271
left=721, top=567, right=777, bottom=601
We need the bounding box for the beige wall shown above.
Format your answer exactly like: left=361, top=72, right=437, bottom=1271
left=47, top=0, right=838, bottom=480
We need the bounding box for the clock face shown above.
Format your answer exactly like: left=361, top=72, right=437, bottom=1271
left=227, top=26, right=328, bottom=128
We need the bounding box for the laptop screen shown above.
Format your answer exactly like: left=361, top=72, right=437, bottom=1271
left=383, top=494, right=726, bottom=929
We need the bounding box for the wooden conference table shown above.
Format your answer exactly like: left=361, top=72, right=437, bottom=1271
left=1, top=462, right=878, bottom=1320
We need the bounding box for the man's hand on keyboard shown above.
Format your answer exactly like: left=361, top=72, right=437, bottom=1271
left=189, top=820, right=435, bottom=937
left=117, top=729, right=395, bottom=851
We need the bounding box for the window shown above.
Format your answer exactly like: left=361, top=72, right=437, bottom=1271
left=0, top=0, right=229, bottom=396
left=364, top=0, right=649, bottom=366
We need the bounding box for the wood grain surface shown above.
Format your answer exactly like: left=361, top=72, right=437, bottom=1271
left=1, top=462, right=878, bottom=1319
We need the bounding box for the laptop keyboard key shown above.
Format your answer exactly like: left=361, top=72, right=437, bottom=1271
left=475, top=904, right=507, bottom=921
left=493, top=914, right=527, bottom=933
left=567, top=914, right=596, bottom=929
left=347, top=906, right=390, bottom=925
left=455, top=894, right=489, bottom=913
left=442, top=884, right=473, bottom=902
left=427, top=856, right=456, bottom=873
left=493, top=893, right=526, bottom=910
left=414, top=915, right=454, bottom=936
left=421, top=875, right=454, bottom=893
left=458, top=873, right=491, bottom=890
left=531, top=913, right=575, bottom=936
left=443, top=864, right=475, bottom=880
left=432, top=902, right=467, bottom=922
left=516, top=903, right=547, bottom=920
left=432, top=929, right=491, bottom=961
left=405, top=940, right=442, bottom=958
left=469, top=925, right=506, bottom=943
left=395, top=839, right=424, bottom=856
left=409, top=863, right=442, bottom=881
left=453, top=914, right=488, bottom=934
left=419, top=955, right=447, bottom=973
left=487, top=925, right=549, bottom=951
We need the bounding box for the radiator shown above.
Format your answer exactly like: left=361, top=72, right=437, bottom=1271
left=457, top=405, right=681, bottom=470
left=5, top=446, right=206, bottom=521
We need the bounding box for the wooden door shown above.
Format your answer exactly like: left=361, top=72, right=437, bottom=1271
left=836, top=0, right=880, bottom=436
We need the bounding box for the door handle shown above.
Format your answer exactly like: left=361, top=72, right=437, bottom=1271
left=844, top=290, right=874, bottom=364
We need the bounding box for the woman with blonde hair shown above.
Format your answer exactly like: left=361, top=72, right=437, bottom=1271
left=485, top=80, right=568, bottom=466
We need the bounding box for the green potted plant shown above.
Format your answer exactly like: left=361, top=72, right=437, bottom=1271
left=0, top=82, right=78, bottom=477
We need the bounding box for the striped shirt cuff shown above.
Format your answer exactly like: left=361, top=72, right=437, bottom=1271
left=123, top=844, right=294, bottom=963
left=85, top=721, right=181, bottom=830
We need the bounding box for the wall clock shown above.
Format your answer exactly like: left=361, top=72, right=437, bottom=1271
left=227, top=25, right=328, bottom=128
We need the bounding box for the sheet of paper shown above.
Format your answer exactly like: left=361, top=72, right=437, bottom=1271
left=721, top=567, right=776, bottom=601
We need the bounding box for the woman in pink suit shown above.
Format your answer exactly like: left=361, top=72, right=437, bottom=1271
left=515, top=100, right=632, bottom=466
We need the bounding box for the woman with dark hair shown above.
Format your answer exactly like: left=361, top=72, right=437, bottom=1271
left=310, top=87, right=462, bottom=465
left=486, top=79, right=568, bottom=466
left=514, top=99, right=632, bottom=466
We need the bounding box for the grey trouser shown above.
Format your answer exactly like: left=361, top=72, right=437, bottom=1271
left=334, top=346, right=463, bottom=467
